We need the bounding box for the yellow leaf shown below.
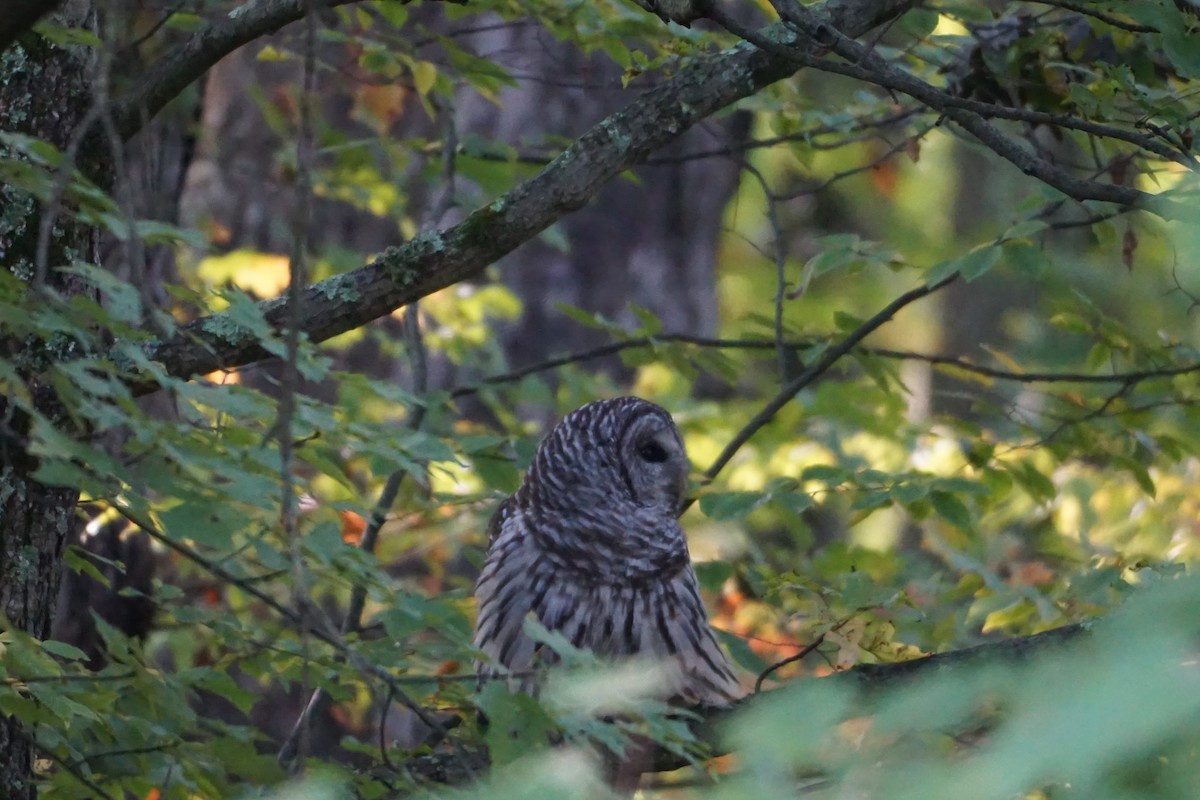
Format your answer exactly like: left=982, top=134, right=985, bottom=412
left=256, top=44, right=288, bottom=62
left=412, top=61, right=437, bottom=97
left=980, top=344, right=1024, bottom=374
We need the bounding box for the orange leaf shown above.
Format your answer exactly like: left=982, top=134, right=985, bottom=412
left=340, top=510, right=367, bottom=544
left=1012, top=560, right=1055, bottom=586
left=869, top=160, right=898, bottom=197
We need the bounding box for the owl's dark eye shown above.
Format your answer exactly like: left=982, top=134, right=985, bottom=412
left=638, top=441, right=669, bottom=463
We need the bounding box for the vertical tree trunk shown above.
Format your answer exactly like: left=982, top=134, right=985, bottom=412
left=0, top=20, right=102, bottom=798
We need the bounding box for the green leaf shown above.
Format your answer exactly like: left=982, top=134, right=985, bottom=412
left=713, top=628, right=769, bottom=673
left=40, top=640, right=89, bottom=661
left=694, top=560, right=733, bottom=592
left=475, top=682, right=556, bottom=766
left=1011, top=461, right=1056, bottom=502
left=1114, top=455, right=1156, bottom=497
left=1165, top=30, right=1200, bottom=78
left=800, top=465, right=849, bottom=486
left=474, top=454, right=522, bottom=493
left=699, top=491, right=768, bottom=520
left=930, top=490, right=972, bottom=531
left=958, top=245, right=1001, bottom=282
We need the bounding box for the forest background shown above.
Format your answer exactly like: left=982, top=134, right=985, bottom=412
left=3, top=0, right=1200, bottom=797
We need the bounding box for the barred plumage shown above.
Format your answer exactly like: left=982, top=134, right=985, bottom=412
left=472, top=397, right=741, bottom=706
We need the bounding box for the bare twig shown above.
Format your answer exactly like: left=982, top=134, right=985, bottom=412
left=279, top=97, right=455, bottom=768
left=446, top=332, right=1200, bottom=398
left=1026, top=0, right=1158, bottom=33
left=702, top=276, right=957, bottom=483
left=741, top=162, right=791, bottom=381
left=274, top=1, right=318, bottom=768
left=755, top=633, right=826, bottom=693
left=775, top=121, right=938, bottom=200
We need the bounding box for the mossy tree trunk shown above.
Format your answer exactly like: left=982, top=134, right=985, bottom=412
left=0, top=19, right=105, bottom=799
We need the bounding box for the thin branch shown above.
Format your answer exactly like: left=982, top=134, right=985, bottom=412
left=279, top=98, right=454, bottom=769
left=446, top=333, right=1200, bottom=398
left=702, top=276, right=957, bottom=483
left=1, top=671, right=135, bottom=685
left=776, top=120, right=938, bottom=199
left=435, top=108, right=924, bottom=168
left=275, top=1, right=318, bottom=769
left=801, top=53, right=1196, bottom=168
left=740, top=162, right=791, bottom=381
left=755, top=633, right=825, bottom=693
left=25, top=733, right=119, bottom=800
left=70, top=740, right=182, bottom=770
left=113, top=0, right=346, bottom=139
left=777, top=0, right=1198, bottom=187
left=1026, top=0, right=1158, bottom=33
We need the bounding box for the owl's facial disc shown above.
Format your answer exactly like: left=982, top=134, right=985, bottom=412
left=621, top=416, right=689, bottom=513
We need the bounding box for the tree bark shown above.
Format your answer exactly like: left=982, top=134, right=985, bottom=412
left=0, top=21, right=106, bottom=798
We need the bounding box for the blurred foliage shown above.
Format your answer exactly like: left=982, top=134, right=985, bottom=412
left=4, top=0, right=1200, bottom=798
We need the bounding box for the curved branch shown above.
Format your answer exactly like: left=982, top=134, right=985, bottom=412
left=128, top=0, right=918, bottom=395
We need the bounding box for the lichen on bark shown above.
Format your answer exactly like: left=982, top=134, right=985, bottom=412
left=0, top=16, right=110, bottom=799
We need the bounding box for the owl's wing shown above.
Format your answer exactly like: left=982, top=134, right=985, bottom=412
left=472, top=506, right=542, bottom=691
left=666, top=565, right=746, bottom=706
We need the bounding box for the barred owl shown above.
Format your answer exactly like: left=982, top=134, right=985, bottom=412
left=472, top=397, right=741, bottom=706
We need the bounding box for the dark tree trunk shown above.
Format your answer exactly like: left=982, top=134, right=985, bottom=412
left=0, top=18, right=105, bottom=798
left=455, top=22, right=747, bottom=372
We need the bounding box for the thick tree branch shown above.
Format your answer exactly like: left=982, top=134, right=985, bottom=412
left=0, top=0, right=66, bottom=54
left=127, top=0, right=917, bottom=396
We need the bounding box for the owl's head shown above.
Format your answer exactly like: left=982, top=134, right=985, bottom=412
left=527, top=396, right=690, bottom=517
